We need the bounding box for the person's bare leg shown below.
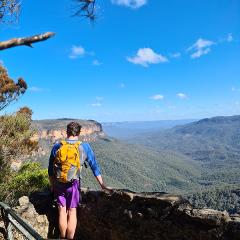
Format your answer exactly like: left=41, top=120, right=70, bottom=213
left=66, top=208, right=77, bottom=239
left=58, top=206, right=68, bottom=239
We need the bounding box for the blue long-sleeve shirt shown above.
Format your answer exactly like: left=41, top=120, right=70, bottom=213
left=48, top=140, right=101, bottom=178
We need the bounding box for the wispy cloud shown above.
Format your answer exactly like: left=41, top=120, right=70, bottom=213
left=127, top=48, right=168, bottom=67
left=91, top=103, right=102, bottom=107
left=120, top=83, right=125, bottom=88
left=69, top=46, right=86, bottom=59
left=226, top=33, right=233, bottom=42
left=90, top=96, right=103, bottom=107
left=111, top=0, right=147, bottom=9
left=69, top=45, right=94, bottom=59
left=170, top=52, right=181, bottom=58
left=187, top=34, right=234, bottom=59
left=0, top=60, right=4, bottom=66
left=150, top=94, right=164, bottom=100
left=232, top=87, right=240, bottom=92
left=219, top=33, right=234, bottom=43
left=29, top=86, right=50, bottom=92
left=92, top=59, right=103, bottom=66
left=187, top=38, right=215, bottom=59
left=177, top=93, right=188, bottom=99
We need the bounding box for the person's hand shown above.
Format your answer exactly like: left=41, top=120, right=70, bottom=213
left=101, top=185, right=114, bottom=193
left=95, top=175, right=114, bottom=193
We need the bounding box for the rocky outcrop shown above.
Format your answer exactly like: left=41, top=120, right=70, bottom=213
left=8, top=189, right=240, bottom=240
left=0, top=196, right=49, bottom=240
left=75, top=189, right=240, bottom=240
left=14, top=197, right=49, bottom=239
left=31, top=119, right=104, bottom=143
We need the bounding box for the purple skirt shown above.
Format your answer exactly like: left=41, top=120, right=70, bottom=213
left=54, top=180, right=80, bottom=208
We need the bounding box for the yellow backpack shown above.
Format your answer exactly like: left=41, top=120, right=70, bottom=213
left=53, top=140, right=81, bottom=183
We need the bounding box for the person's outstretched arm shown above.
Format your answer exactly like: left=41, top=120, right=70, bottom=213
left=95, top=175, right=113, bottom=192
left=82, top=143, right=113, bottom=192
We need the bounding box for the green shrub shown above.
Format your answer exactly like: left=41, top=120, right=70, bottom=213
left=0, top=111, right=37, bottom=184
left=0, top=162, right=48, bottom=205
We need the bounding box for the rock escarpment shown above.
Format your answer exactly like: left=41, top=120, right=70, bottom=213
left=10, top=189, right=240, bottom=240
left=31, top=119, right=104, bottom=142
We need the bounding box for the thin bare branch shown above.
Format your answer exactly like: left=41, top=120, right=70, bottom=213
left=0, top=32, right=55, bottom=50
left=72, top=0, right=97, bottom=21
left=0, top=0, right=21, bottom=24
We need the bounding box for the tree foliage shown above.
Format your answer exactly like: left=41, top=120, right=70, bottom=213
left=0, top=65, right=27, bottom=110
left=73, top=0, right=97, bottom=20
left=187, top=187, right=240, bottom=214
left=0, top=109, right=38, bottom=184
left=0, top=162, right=48, bottom=205
left=0, top=0, right=20, bottom=24
left=17, top=106, right=33, bottom=116
left=0, top=0, right=97, bottom=25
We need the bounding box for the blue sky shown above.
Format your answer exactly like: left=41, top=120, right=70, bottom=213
left=1, top=0, right=240, bottom=122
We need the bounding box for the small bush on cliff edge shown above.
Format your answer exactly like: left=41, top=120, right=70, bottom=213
left=0, top=109, right=40, bottom=205
left=0, top=162, right=49, bottom=205
left=0, top=109, right=38, bottom=183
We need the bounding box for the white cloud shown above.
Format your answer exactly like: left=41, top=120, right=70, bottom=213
left=0, top=60, right=4, bottom=66
left=232, top=87, right=240, bottom=92
left=227, top=33, right=233, bottom=42
left=170, top=52, right=181, bottom=58
left=92, top=59, right=102, bottom=66
left=177, top=93, right=188, bottom=99
left=111, top=0, right=147, bottom=9
left=150, top=94, right=164, bottom=100
left=89, top=96, right=103, bottom=107
left=187, top=38, right=215, bottom=59
left=91, top=103, right=102, bottom=107
left=29, top=86, right=50, bottom=92
left=120, top=83, right=125, bottom=88
left=90, top=97, right=103, bottom=107
left=69, top=45, right=96, bottom=60
left=191, top=48, right=211, bottom=58
left=69, top=46, right=86, bottom=59
left=127, top=48, right=168, bottom=67
left=218, top=33, right=234, bottom=44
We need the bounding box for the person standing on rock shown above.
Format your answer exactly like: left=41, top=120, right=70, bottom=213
left=48, top=121, right=112, bottom=240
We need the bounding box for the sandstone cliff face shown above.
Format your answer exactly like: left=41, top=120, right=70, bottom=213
left=31, top=119, right=104, bottom=143
left=6, top=189, right=240, bottom=240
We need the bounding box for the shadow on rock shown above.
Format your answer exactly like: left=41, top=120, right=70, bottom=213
left=29, top=191, right=60, bottom=239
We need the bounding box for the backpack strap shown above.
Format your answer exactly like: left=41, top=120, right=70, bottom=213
left=60, top=140, right=67, bottom=146
left=60, top=140, right=81, bottom=147
left=73, top=141, right=81, bottom=148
